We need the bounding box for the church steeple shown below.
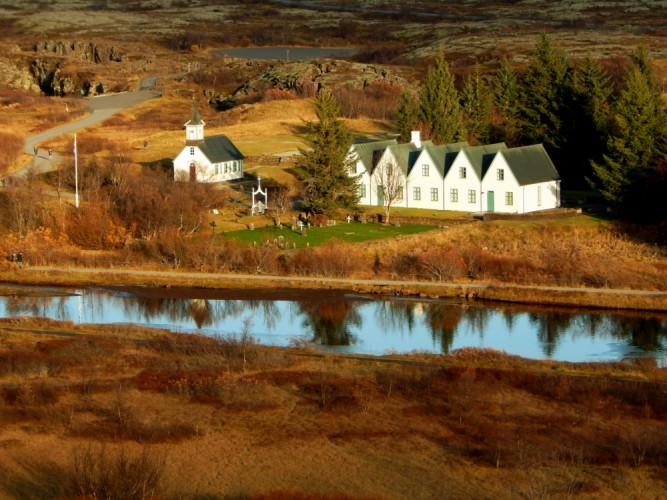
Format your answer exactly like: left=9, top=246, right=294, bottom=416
left=185, top=100, right=205, bottom=143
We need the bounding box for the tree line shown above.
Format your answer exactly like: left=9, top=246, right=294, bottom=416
left=395, top=36, right=667, bottom=220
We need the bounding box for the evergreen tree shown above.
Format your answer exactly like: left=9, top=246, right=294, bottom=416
left=630, top=46, right=660, bottom=93
left=296, top=91, right=359, bottom=215
left=461, top=64, right=492, bottom=145
left=629, top=46, right=667, bottom=156
left=492, top=58, right=520, bottom=145
left=419, top=50, right=466, bottom=143
left=394, top=92, right=419, bottom=143
left=562, top=57, right=613, bottom=188
left=519, top=35, right=572, bottom=152
left=590, top=66, right=661, bottom=214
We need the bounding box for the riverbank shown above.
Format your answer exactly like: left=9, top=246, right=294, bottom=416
left=1, top=265, right=666, bottom=312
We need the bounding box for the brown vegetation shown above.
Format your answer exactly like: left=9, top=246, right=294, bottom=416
left=0, top=320, right=665, bottom=497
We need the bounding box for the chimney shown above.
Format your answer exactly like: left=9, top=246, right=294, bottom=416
left=411, top=130, right=421, bottom=148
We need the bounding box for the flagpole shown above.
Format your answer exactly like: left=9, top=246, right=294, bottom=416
left=74, top=134, right=79, bottom=208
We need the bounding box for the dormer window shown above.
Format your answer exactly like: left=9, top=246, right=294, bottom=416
left=190, top=147, right=195, bottom=155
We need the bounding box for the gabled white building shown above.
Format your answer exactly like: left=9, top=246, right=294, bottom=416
left=482, top=144, right=560, bottom=213
left=348, top=132, right=560, bottom=214
left=173, top=102, right=244, bottom=182
left=444, top=143, right=507, bottom=212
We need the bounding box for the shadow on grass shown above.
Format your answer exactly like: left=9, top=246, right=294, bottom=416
left=0, top=458, right=71, bottom=499
left=139, top=158, right=174, bottom=174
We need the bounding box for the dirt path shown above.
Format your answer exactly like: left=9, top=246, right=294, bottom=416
left=20, top=266, right=667, bottom=310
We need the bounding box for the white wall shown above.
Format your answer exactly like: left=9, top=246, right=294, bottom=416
left=173, top=147, right=243, bottom=182
left=483, top=155, right=559, bottom=213
left=481, top=154, right=519, bottom=213
left=370, top=150, right=407, bottom=208
left=350, top=154, right=372, bottom=205
left=444, top=152, right=482, bottom=212
left=406, top=149, right=444, bottom=210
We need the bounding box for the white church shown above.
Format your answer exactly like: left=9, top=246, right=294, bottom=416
left=173, top=102, right=245, bottom=182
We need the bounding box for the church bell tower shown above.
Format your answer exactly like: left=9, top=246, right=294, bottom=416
left=185, top=100, right=205, bottom=143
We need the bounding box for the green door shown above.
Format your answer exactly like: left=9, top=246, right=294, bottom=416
left=377, top=186, right=384, bottom=207
left=487, top=190, right=494, bottom=212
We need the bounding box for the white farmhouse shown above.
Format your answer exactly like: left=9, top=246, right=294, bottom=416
left=348, top=131, right=560, bottom=214
left=444, top=143, right=507, bottom=212
left=173, top=102, right=244, bottom=182
left=481, top=144, right=560, bottom=213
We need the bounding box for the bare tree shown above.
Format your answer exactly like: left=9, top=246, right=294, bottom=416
left=268, top=184, right=293, bottom=227
left=374, top=156, right=404, bottom=225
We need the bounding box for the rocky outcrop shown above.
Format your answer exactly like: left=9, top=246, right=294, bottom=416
left=34, top=40, right=123, bottom=63
left=30, top=58, right=104, bottom=96
left=234, top=59, right=410, bottom=98
left=0, top=56, right=41, bottom=93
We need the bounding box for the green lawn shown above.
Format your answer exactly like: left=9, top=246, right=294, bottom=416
left=222, top=221, right=438, bottom=248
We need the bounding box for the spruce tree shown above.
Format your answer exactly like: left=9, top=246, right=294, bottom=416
left=590, top=67, right=660, bottom=213
left=296, top=90, right=359, bottom=215
left=461, top=64, right=492, bottom=145
left=563, top=57, right=613, bottom=188
left=419, top=50, right=466, bottom=143
left=519, top=35, right=572, bottom=152
left=394, top=92, right=419, bottom=143
left=492, top=58, right=520, bottom=145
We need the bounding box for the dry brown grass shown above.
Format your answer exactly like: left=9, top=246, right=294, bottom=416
left=0, top=321, right=665, bottom=498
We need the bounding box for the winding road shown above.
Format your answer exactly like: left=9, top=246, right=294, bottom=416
left=14, top=76, right=161, bottom=179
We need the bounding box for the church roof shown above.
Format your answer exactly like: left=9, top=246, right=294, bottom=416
left=197, top=134, right=244, bottom=163
left=185, top=101, right=204, bottom=126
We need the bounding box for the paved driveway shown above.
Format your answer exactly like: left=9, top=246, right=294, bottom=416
left=15, top=77, right=161, bottom=179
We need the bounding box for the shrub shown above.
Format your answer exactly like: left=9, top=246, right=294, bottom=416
left=419, top=246, right=466, bottom=281
left=0, top=131, right=23, bottom=173
left=70, top=444, right=166, bottom=499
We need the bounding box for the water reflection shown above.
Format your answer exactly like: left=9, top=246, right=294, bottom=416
left=1, top=287, right=666, bottom=364
left=299, top=301, right=360, bottom=346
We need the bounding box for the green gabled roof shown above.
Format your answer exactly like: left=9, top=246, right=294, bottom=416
left=199, top=134, right=244, bottom=163
left=499, top=144, right=559, bottom=185
left=425, top=142, right=469, bottom=177
left=387, top=140, right=433, bottom=175
left=460, top=143, right=507, bottom=179
left=351, top=139, right=398, bottom=174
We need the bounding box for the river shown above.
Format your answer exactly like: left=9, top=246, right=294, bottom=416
left=2, top=285, right=666, bottom=366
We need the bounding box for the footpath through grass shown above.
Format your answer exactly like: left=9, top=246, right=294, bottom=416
left=223, top=221, right=437, bottom=248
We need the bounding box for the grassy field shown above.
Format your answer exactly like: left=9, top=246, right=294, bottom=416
left=223, top=220, right=438, bottom=248
left=0, top=319, right=665, bottom=498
